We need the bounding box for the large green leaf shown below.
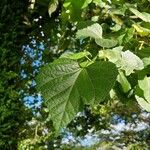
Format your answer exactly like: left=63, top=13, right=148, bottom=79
left=36, top=59, right=118, bottom=131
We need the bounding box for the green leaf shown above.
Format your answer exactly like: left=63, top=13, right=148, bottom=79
left=118, top=28, right=134, bottom=45
left=48, top=0, right=58, bottom=17
left=95, top=38, right=118, bottom=48
left=110, top=14, right=123, bottom=26
left=36, top=59, right=118, bottom=131
left=132, top=24, right=150, bottom=37
left=142, top=57, right=150, bottom=67
left=76, top=23, right=118, bottom=48
left=99, top=49, right=144, bottom=75
left=60, top=51, right=91, bottom=60
left=110, top=6, right=126, bottom=16
left=137, top=47, right=150, bottom=58
left=117, top=71, right=131, bottom=93
left=63, top=0, right=92, bottom=22
left=121, top=50, right=144, bottom=76
left=110, top=24, right=121, bottom=32
left=77, top=21, right=95, bottom=30
left=138, top=76, right=150, bottom=103
left=82, top=0, right=92, bottom=8
left=130, top=8, right=150, bottom=23
left=138, top=66, right=150, bottom=79
left=76, top=23, right=102, bottom=39
left=135, top=95, right=150, bottom=112
left=98, top=46, right=123, bottom=65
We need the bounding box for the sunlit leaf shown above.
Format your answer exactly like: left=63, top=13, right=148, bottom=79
left=110, top=14, right=123, bottom=25
left=132, top=24, right=150, bottom=37
left=138, top=76, right=150, bottom=103
left=48, top=0, right=58, bottom=17
left=82, top=0, right=92, bottom=8
left=76, top=23, right=102, bottom=39
left=110, top=6, right=126, bottom=16
left=121, top=50, right=144, bottom=75
left=130, top=8, right=150, bottom=23
left=98, top=46, right=123, bottom=65
left=60, top=51, right=91, bottom=60
left=117, top=71, right=131, bottom=93
left=110, top=24, right=121, bottom=32
left=95, top=38, right=118, bottom=48
left=142, top=57, right=150, bottom=67
left=135, top=95, right=150, bottom=112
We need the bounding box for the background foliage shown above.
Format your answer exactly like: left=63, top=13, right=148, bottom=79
left=0, top=0, right=32, bottom=149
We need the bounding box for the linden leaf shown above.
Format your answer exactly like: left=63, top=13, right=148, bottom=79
left=36, top=58, right=118, bottom=131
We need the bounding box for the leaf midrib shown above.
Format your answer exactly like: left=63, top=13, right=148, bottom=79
left=55, top=69, right=82, bottom=130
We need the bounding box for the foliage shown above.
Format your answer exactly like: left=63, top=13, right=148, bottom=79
left=1, top=0, right=150, bottom=149
left=36, top=0, right=150, bottom=135
left=0, top=0, right=32, bottom=149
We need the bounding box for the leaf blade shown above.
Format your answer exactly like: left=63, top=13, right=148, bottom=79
left=36, top=59, right=118, bottom=131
